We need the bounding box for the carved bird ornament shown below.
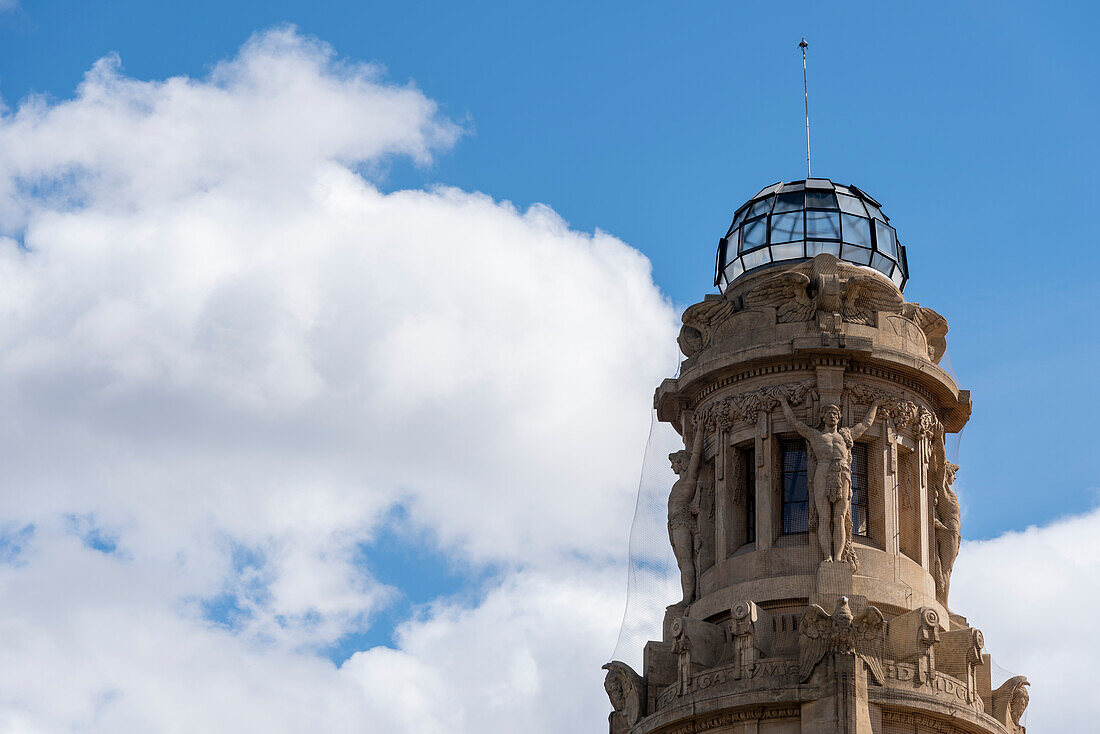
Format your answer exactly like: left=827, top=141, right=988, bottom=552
left=798, top=596, right=887, bottom=684
left=744, top=269, right=903, bottom=325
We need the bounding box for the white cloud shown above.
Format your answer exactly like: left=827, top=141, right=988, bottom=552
left=951, top=504, right=1100, bottom=731
left=5, top=22, right=1082, bottom=734
left=0, top=26, right=679, bottom=733
left=345, top=564, right=626, bottom=733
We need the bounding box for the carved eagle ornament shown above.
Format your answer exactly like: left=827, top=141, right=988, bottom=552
left=798, top=596, right=886, bottom=684
left=745, top=270, right=903, bottom=325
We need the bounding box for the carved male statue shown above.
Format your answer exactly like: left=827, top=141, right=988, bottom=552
left=779, top=397, right=879, bottom=565
left=934, top=461, right=962, bottom=601
left=668, top=427, right=705, bottom=605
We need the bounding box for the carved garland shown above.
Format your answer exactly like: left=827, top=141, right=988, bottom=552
left=695, top=379, right=816, bottom=432
left=694, top=380, right=942, bottom=438
left=844, top=383, right=939, bottom=438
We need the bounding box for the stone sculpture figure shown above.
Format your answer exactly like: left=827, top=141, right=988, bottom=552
left=779, top=397, right=879, bottom=567
left=668, top=427, right=705, bottom=605
left=930, top=426, right=962, bottom=602
left=992, top=675, right=1030, bottom=733
left=934, top=462, right=961, bottom=600
left=602, top=662, right=644, bottom=734
left=798, top=596, right=886, bottom=684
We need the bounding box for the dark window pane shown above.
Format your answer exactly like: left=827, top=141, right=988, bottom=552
left=773, top=192, right=804, bottom=213
left=841, top=214, right=872, bottom=247
left=805, top=191, right=837, bottom=209
left=781, top=440, right=809, bottom=534
left=783, top=444, right=807, bottom=471
left=770, top=211, right=804, bottom=242
left=851, top=444, right=869, bottom=537
left=783, top=502, right=809, bottom=534
left=741, top=217, right=768, bottom=250
left=806, top=210, right=841, bottom=239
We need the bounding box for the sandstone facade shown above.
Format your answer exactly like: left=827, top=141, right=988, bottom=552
left=603, top=181, right=1029, bottom=734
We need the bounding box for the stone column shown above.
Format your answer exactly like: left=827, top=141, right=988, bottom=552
left=883, top=416, right=900, bottom=557
left=753, top=410, right=773, bottom=549
left=714, top=428, right=732, bottom=560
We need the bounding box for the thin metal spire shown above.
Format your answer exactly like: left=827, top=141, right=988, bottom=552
left=800, top=38, right=811, bottom=178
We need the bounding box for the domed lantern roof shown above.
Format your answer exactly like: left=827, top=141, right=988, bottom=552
left=715, top=178, right=908, bottom=292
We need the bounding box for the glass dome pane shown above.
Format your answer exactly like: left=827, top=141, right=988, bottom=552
left=841, top=214, right=872, bottom=247
left=837, top=194, right=866, bottom=217
left=770, top=211, right=804, bottom=242
left=725, top=258, right=744, bottom=280
left=771, top=242, right=804, bottom=260
left=864, top=201, right=885, bottom=221
left=773, top=192, right=803, bottom=213
left=742, top=248, right=771, bottom=270
left=891, top=268, right=905, bottom=288
left=874, top=220, right=898, bottom=256
left=730, top=207, right=748, bottom=231
left=748, top=197, right=773, bottom=219
left=841, top=244, right=873, bottom=265
left=806, top=241, right=841, bottom=257
left=871, top=252, right=895, bottom=276
left=741, top=217, right=768, bottom=250
left=806, top=210, right=841, bottom=239
left=805, top=191, right=837, bottom=209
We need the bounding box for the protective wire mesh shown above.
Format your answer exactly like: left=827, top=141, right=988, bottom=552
left=609, top=406, right=680, bottom=669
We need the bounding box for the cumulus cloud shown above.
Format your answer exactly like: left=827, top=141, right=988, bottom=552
left=952, top=504, right=1100, bottom=731
left=0, top=23, right=1080, bottom=734
left=0, top=26, right=680, bottom=733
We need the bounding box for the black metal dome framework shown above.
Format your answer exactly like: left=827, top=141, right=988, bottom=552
left=715, top=178, right=909, bottom=292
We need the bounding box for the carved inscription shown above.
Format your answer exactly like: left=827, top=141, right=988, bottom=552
left=654, top=660, right=800, bottom=709
left=883, top=663, right=984, bottom=710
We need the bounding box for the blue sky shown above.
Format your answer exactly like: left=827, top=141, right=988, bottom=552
left=6, top=1, right=1094, bottom=540
left=0, top=3, right=1097, bottom=731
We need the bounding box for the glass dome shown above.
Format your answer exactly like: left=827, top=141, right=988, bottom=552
left=715, top=178, right=908, bottom=292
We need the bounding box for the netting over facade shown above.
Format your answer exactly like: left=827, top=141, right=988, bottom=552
left=603, top=183, right=1030, bottom=734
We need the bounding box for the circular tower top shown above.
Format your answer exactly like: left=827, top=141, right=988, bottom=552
left=715, top=178, right=909, bottom=292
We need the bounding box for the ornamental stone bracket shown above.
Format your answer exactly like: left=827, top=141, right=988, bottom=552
left=886, top=606, right=942, bottom=684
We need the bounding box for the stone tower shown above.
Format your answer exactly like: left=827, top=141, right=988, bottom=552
left=603, top=179, right=1030, bottom=734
